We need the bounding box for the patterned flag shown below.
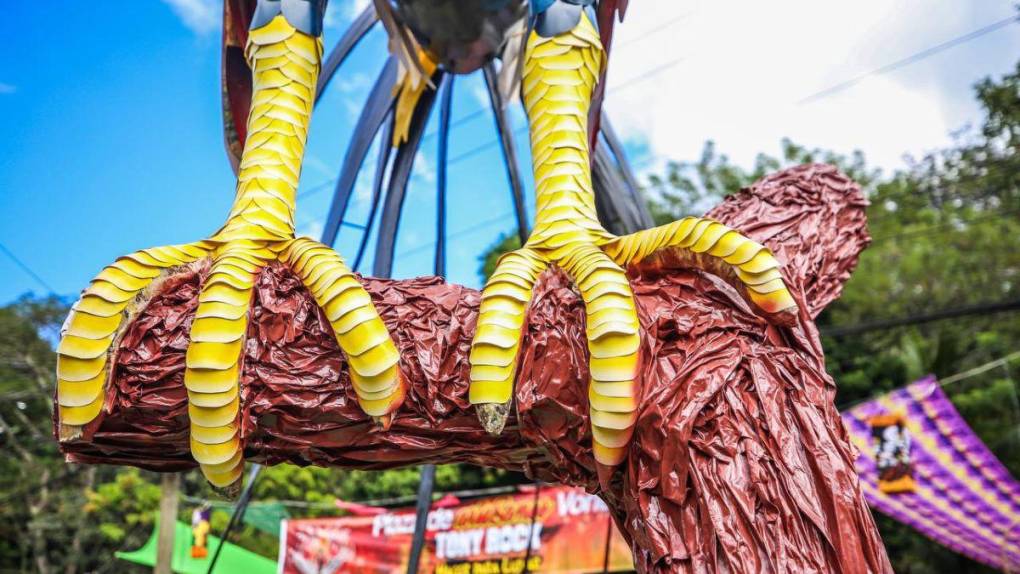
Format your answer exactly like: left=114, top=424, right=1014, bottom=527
left=842, top=376, right=1020, bottom=570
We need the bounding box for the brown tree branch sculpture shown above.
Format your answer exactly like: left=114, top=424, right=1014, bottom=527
left=56, top=164, right=892, bottom=573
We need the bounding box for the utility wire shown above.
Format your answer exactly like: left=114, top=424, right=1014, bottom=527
left=940, top=350, right=1020, bottom=386
left=0, top=242, right=55, bottom=293
left=822, top=298, right=1020, bottom=338
left=799, top=14, right=1019, bottom=104
left=870, top=207, right=1019, bottom=243
left=837, top=350, right=1020, bottom=411
left=396, top=210, right=514, bottom=258
left=416, top=12, right=694, bottom=143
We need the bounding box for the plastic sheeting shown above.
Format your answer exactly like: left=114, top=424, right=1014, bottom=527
left=58, top=164, right=891, bottom=573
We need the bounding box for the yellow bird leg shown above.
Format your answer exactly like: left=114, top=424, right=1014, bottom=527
left=602, top=218, right=799, bottom=319
left=468, top=12, right=796, bottom=470
left=57, top=243, right=212, bottom=439
left=57, top=15, right=404, bottom=493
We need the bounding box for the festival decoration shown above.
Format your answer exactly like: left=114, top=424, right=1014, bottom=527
left=843, top=376, right=1020, bottom=571
left=191, top=504, right=212, bottom=558
left=280, top=486, right=632, bottom=574
left=116, top=520, right=275, bottom=573
left=54, top=0, right=893, bottom=571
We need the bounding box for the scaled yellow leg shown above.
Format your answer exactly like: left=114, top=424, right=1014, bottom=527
left=603, top=217, right=798, bottom=318
left=468, top=248, right=548, bottom=434
left=281, top=238, right=404, bottom=425
left=185, top=242, right=272, bottom=490
left=57, top=242, right=211, bottom=437
left=560, top=244, right=640, bottom=465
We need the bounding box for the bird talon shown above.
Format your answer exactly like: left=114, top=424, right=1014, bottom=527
left=56, top=13, right=405, bottom=491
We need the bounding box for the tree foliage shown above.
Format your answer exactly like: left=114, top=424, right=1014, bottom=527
left=475, top=61, right=1020, bottom=573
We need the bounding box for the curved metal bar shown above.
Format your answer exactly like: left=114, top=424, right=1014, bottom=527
left=314, top=4, right=379, bottom=105
left=592, top=140, right=644, bottom=235
left=599, top=112, right=653, bottom=228
left=483, top=62, right=530, bottom=245
left=352, top=113, right=395, bottom=272
left=435, top=75, right=455, bottom=276
left=320, top=58, right=399, bottom=247
left=404, top=464, right=436, bottom=574
left=372, top=71, right=445, bottom=277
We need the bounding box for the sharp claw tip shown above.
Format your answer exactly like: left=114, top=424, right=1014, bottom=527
left=58, top=424, right=83, bottom=443
left=476, top=402, right=510, bottom=435
left=210, top=478, right=243, bottom=500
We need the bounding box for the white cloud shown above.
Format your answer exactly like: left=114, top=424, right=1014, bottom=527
left=471, top=84, right=491, bottom=109
left=297, top=219, right=324, bottom=240
left=337, top=72, right=373, bottom=94
left=346, top=0, right=372, bottom=21
left=0, top=83, right=15, bottom=94
left=412, top=149, right=436, bottom=184
left=325, top=0, right=371, bottom=28
left=302, top=154, right=335, bottom=179
left=604, top=0, right=1020, bottom=172
left=162, top=0, right=218, bottom=35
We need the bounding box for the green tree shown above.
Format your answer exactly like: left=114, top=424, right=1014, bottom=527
left=474, top=57, right=1020, bottom=574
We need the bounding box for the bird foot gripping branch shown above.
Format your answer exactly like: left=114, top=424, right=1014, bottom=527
left=467, top=8, right=798, bottom=469
left=57, top=0, right=799, bottom=492
left=55, top=10, right=405, bottom=493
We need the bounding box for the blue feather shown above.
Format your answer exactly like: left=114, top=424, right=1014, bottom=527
left=531, top=0, right=557, bottom=15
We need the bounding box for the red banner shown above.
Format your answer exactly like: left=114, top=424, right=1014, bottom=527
left=279, top=486, right=633, bottom=573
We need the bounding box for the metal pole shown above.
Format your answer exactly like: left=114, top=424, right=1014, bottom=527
left=601, top=512, right=613, bottom=574
left=206, top=464, right=262, bottom=574
left=521, top=483, right=542, bottom=573
left=435, top=75, right=455, bottom=277
left=483, top=62, right=530, bottom=245
left=405, top=464, right=437, bottom=574
left=155, top=473, right=180, bottom=574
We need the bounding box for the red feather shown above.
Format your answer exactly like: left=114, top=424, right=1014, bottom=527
left=589, top=0, right=628, bottom=152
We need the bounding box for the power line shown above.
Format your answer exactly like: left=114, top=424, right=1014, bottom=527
left=416, top=12, right=694, bottom=143
left=0, top=242, right=55, bottom=293
left=821, top=298, right=1020, bottom=338
left=799, top=14, right=1019, bottom=104
left=613, top=12, right=694, bottom=50
left=940, top=350, right=1020, bottom=386
left=296, top=177, right=337, bottom=199
left=836, top=350, right=1020, bottom=411
left=604, top=57, right=686, bottom=93
left=870, top=207, right=1020, bottom=243
left=396, top=210, right=514, bottom=258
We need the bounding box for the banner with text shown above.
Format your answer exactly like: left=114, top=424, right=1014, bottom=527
left=842, top=376, right=1020, bottom=571
left=278, top=486, right=633, bottom=574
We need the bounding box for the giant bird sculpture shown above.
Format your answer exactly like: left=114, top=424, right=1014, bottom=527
left=54, top=3, right=895, bottom=571
left=57, top=0, right=797, bottom=489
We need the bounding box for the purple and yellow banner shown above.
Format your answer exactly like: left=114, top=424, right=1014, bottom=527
left=842, top=376, right=1020, bottom=570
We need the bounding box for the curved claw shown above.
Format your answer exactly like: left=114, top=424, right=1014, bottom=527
left=603, top=217, right=798, bottom=322
left=560, top=243, right=641, bottom=466
left=57, top=242, right=212, bottom=438
left=281, top=238, right=405, bottom=424
left=468, top=248, right=548, bottom=434
left=185, top=242, right=271, bottom=489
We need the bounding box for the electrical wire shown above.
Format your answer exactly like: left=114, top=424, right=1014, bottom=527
left=0, top=242, right=55, bottom=293
left=799, top=14, right=1019, bottom=104
left=822, top=299, right=1020, bottom=337
left=837, top=350, right=1020, bottom=411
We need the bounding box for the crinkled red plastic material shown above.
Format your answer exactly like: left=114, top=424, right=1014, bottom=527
left=58, top=165, right=891, bottom=573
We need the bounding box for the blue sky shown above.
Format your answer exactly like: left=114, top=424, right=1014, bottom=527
left=1, top=1, right=1017, bottom=304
